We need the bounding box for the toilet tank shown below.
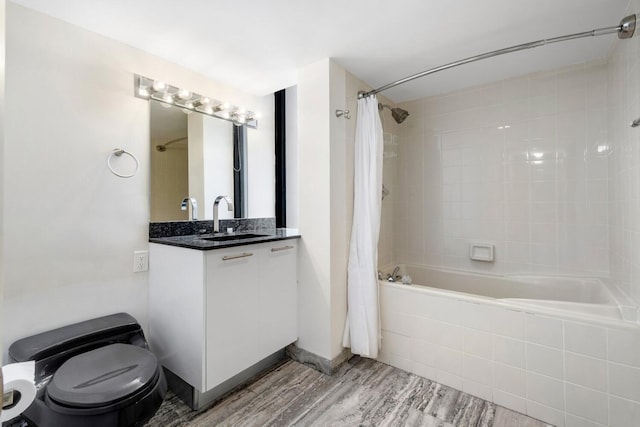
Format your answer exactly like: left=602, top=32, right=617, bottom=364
left=9, top=313, right=148, bottom=383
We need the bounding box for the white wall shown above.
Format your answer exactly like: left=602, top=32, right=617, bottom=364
left=2, top=3, right=274, bottom=360
left=607, top=0, right=640, bottom=305
left=296, top=58, right=399, bottom=360
left=297, top=59, right=334, bottom=359
left=285, top=86, right=298, bottom=228
left=328, top=61, right=347, bottom=359
left=0, top=0, right=6, bottom=359
left=393, top=61, right=609, bottom=277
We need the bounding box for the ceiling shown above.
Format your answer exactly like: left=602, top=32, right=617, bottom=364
left=11, top=0, right=632, bottom=102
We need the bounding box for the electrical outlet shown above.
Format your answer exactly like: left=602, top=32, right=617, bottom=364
left=133, top=250, right=149, bottom=272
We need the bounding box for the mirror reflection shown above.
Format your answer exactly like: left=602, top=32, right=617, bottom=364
left=150, top=100, right=247, bottom=222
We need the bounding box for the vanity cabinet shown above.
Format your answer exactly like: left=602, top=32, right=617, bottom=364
left=148, top=240, right=297, bottom=393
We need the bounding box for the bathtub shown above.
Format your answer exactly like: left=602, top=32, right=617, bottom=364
left=377, top=264, right=640, bottom=427
left=387, top=264, right=635, bottom=321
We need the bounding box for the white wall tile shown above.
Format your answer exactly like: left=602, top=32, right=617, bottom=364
left=382, top=331, right=412, bottom=359
left=526, top=343, right=564, bottom=379
left=526, top=372, right=565, bottom=410
left=463, top=328, right=492, bottom=359
left=458, top=302, right=492, bottom=332
left=436, top=345, right=463, bottom=376
left=389, top=355, right=413, bottom=373
left=391, top=61, right=610, bottom=278
left=463, top=354, right=492, bottom=385
left=526, top=314, right=563, bottom=348
left=437, top=370, right=463, bottom=390
left=463, top=378, right=492, bottom=401
left=412, top=316, right=439, bottom=343
left=526, top=400, right=566, bottom=427
left=564, top=321, right=607, bottom=359
left=435, top=321, right=465, bottom=351
left=382, top=310, right=413, bottom=336
left=609, top=396, right=640, bottom=427
left=608, top=326, right=640, bottom=368
left=491, top=307, right=525, bottom=339
left=565, top=352, right=607, bottom=392
left=410, top=338, right=437, bottom=367
left=493, top=335, right=526, bottom=368
left=493, top=362, right=526, bottom=397
left=565, top=383, right=608, bottom=425
left=609, top=362, right=640, bottom=402
left=565, top=414, right=606, bottom=427
left=493, top=389, right=527, bottom=414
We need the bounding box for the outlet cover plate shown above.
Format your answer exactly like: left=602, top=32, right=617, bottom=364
left=133, top=250, right=149, bottom=272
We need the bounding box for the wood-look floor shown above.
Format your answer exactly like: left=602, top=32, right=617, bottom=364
left=146, top=357, right=552, bottom=427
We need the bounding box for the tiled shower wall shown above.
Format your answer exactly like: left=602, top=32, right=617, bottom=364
left=607, top=0, right=640, bottom=305
left=392, top=61, right=610, bottom=277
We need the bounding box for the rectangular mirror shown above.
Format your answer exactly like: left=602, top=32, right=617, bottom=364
left=150, top=100, right=247, bottom=222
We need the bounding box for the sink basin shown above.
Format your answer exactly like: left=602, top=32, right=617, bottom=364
left=200, top=233, right=271, bottom=242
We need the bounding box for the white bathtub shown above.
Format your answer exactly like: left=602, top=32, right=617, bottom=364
left=377, top=264, right=640, bottom=427
left=386, top=264, right=635, bottom=322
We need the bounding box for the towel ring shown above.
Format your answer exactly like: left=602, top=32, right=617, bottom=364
left=107, top=149, right=139, bottom=178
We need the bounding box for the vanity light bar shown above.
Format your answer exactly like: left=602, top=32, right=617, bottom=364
left=134, top=74, right=259, bottom=128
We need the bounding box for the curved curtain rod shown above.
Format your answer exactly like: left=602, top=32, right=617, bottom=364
left=359, top=14, right=636, bottom=99
left=159, top=136, right=187, bottom=149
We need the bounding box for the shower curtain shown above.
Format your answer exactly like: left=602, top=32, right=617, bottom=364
left=342, top=95, right=384, bottom=358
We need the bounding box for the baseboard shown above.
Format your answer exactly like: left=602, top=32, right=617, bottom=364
left=285, top=344, right=352, bottom=376
left=165, top=348, right=287, bottom=411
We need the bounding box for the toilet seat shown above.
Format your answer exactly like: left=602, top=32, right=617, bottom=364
left=47, top=343, right=160, bottom=409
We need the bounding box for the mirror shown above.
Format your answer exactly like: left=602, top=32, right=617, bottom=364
left=150, top=101, right=247, bottom=222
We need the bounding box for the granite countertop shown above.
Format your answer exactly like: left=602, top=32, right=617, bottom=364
left=149, top=228, right=300, bottom=250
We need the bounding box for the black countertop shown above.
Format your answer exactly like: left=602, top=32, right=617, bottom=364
left=149, top=228, right=300, bottom=251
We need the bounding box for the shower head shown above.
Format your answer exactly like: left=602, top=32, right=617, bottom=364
left=155, top=136, right=187, bottom=152
left=391, top=107, right=409, bottom=124
left=378, top=103, right=410, bottom=124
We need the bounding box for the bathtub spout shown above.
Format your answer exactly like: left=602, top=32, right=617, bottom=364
left=387, top=266, right=401, bottom=282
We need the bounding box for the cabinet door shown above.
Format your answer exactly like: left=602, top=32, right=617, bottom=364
left=258, top=241, right=297, bottom=355
left=149, top=244, right=206, bottom=391
left=204, top=246, right=262, bottom=390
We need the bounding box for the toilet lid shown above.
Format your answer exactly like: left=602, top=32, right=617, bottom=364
left=47, top=343, right=159, bottom=408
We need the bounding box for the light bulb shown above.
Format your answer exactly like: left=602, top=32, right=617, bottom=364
left=236, top=115, right=246, bottom=124
left=222, top=102, right=230, bottom=110
left=152, top=80, right=167, bottom=92
left=220, top=111, right=230, bottom=119
left=177, top=89, right=191, bottom=100
left=162, top=94, right=174, bottom=104
left=138, top=87, right=150, bottom=97
left=203, top=106, right=214, bottom=114
left=184, top=101, right=195, bottom=109
left=199, top=96, right=211, bottom=106
left=237, top=108, right=246, bottom=115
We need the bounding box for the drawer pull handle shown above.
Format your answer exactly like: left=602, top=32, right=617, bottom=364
left=222, top=252, right=253, bottom=261
left=271, top=245, right=294, bottom=252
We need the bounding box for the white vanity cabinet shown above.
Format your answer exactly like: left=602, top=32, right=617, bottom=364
left=148, top=240, right=298, bottom=393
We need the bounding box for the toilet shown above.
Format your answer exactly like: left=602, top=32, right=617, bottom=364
left=8, top=313, right=167, bottom=427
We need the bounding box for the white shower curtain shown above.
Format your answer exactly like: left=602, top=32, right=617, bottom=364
left=342, top=95, right=384, bottom=358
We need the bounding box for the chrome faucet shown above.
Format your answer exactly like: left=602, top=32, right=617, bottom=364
left=180, top=197, right=198, bottom=220
left=213, top=196, right=234, bottom=233
left=387, top=266, right=401, bottom=282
